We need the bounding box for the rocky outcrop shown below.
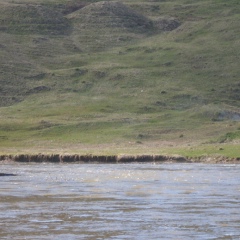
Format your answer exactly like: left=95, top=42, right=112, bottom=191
left=0, top=173, right=17, bottom=176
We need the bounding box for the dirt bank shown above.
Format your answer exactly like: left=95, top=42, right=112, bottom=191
left=0, top=154, right=239, bottom=164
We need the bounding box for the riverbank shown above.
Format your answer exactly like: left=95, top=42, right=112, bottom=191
left=0, top=154, right=239, bottom=164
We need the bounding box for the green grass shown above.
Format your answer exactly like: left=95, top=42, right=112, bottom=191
left=168, top=144, right=240, bottom=159
left=0, top=0, right=239, bottom=157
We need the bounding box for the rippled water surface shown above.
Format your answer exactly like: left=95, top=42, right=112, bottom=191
left=0, top=163, right=240, bottom=239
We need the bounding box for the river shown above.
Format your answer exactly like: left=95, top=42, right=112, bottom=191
left=0, top=162, right=239, bottom=239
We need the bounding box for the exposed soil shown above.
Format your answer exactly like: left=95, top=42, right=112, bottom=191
left=67, top=1, right=153, bottom=32
left=0, top=154, right=239, bottom=164
left=67, top=1, right=180, bottom=33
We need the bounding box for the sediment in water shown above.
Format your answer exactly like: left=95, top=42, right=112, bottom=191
left=0, top=154, right=239, bottom=163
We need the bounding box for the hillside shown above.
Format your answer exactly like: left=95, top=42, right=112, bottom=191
left=0, top=0, right=239, bottom=157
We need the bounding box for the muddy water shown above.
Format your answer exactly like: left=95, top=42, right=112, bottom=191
left=0, top=163, right=240, bottom=240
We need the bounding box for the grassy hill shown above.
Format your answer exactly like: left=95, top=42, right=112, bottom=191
left=0, top=0, right=239, bottom=157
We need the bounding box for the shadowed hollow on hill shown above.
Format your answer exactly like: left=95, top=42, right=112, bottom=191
left=0, top=2, right=70, bottom=35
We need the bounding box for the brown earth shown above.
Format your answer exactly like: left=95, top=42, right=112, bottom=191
left=0, top=154, right=239, bottom=164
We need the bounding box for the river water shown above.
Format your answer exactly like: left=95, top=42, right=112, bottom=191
left=0, top=163, right=239, bottom=240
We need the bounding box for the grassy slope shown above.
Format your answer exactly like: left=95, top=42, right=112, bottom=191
left=0, top=0, right=239, bottom=157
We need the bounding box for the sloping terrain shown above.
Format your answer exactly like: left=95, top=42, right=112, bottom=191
left=66, top=1, right=154, bottom=51
left=0, top=0, right=239, bottom=156
left=0, top=2, right=70, bottom=34
left=0, top=0, right=178, bottom=105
